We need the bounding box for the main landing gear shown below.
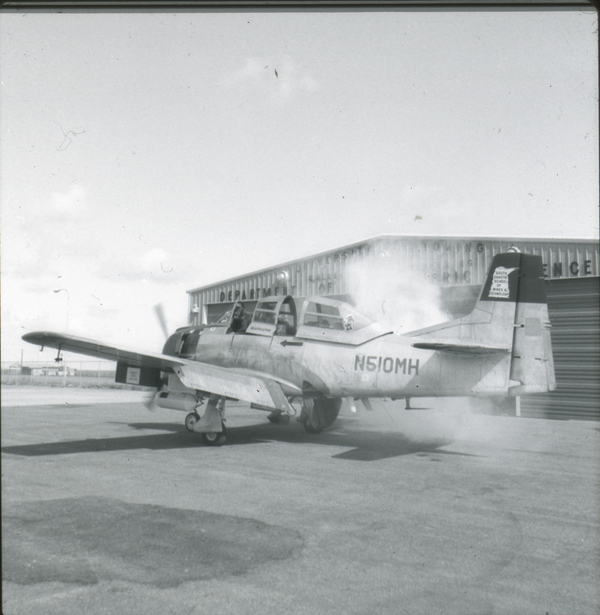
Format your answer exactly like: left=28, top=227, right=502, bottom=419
left=184, top=395, right=343, bottom=444
left=201, top=424, right=227, bottom=447
left=299, top=397, right=342, bottom=434
left=185, top=394, right=227, bottom=446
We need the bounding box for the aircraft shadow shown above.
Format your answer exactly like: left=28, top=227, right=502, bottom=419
left=1, top=418, right=475, bottom=462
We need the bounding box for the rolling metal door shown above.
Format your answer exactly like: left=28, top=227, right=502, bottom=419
left=520, top=277, right=600, bottom=421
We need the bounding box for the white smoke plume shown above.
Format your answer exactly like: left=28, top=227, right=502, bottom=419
left=344, top=252, right=513, bottom=430
left=346, top=255, right=450, bottom=334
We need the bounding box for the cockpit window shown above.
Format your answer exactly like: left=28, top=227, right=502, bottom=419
left=306, top=302, right=339, bottom=316
left=246, top=295, right=298, bottom=337
left=254, top=303, right=277, bottom=325
left=214, top=309, right=233, bottom=325
left=303, top=301, right=343, bottom=329
left=303, top=300, right=373, bottom=331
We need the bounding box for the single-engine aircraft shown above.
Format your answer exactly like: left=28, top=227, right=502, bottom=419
left=23, top=250, right=556, bottom=446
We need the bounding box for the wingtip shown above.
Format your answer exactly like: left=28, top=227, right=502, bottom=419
left=22, top=331, right=43, bottom=343
left=21, top=331, right=63, bottom=346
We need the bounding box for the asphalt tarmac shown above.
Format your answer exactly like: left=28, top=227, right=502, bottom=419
left=2, top=387, right=599, bottom=615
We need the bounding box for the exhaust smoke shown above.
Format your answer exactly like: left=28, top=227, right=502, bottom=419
left=346, top=255, right=449, bottom=334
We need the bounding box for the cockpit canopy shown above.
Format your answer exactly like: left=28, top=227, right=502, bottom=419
left=207, top=294, right=391, bottom=345
left=295, top=295, right=392, bottom=345
left=246, top=295, right=297, bottom=337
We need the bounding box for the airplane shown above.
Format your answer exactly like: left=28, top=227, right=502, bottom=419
left=22, top=249, right=556, bottom=446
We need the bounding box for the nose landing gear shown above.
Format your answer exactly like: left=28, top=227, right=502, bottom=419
left=184, top=412, right=200, bottom=432
left=187, top=394, right=228, bottom=446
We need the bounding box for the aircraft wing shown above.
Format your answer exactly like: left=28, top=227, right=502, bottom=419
left=21, top=331, right=186, bottom=370
left=172, top=364, right=295, bottom=413
left=411, top=341, right=511, bottom=355
left=22, top=331, right=295, bottom=413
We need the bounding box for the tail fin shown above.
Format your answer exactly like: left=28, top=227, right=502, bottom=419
left=410, top=250, right=556, bottom=395
left=506, top=252, right=556, bottom=395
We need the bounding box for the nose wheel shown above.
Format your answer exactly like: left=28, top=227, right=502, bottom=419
left=185, top=394, right=228, bottom=445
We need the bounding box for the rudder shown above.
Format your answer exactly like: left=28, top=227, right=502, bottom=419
left=507, top=253, right=556, bottom=395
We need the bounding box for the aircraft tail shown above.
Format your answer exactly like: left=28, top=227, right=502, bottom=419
left=410, top=250, right=556, bottom=396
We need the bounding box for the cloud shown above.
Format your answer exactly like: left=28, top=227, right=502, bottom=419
left=226, top=55, right=318, bottom=102
left=50, top=184, right=87, bottom=219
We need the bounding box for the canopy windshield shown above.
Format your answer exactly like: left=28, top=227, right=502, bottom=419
left=296, top=296, right=391, bottom=345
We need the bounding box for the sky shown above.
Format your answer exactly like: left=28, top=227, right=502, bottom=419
left=1, top=8, right=598, bottom=363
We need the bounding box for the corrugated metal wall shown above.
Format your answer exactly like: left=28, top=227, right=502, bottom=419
left=188, top=237, right=599, bottom=325
left=520, top=277, right=600, bottom=421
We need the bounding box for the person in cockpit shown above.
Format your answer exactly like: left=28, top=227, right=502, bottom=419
left=275, top=317, right=292, bottom=336
left=230, top=303, right=251, bottom=333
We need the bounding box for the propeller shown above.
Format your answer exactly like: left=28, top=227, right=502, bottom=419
left=145, top=303, right=170, bottom=411
left=144, top=390, right=160, bottom=412
left=154, top=303, right=169, bottom=340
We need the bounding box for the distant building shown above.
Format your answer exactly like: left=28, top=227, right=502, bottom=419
left=8, top=363, right=31, bottom=375
left=31, top=365, right=77, bottom=377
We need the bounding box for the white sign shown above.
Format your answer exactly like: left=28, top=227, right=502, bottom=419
left=488, top=267, right=518, bottom=299
left=126, top=367, right=141, bottom=385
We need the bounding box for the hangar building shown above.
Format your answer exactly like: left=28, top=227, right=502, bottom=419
left=187, top=236, right=599, bottom=421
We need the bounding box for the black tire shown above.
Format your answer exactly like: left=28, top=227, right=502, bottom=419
left=301, top=398, right=342, bottom=434
left=202, top=422, right=227, bottom=446
left=185, top=412, right=200, bottom=432
left=303, top=414, right=324, bottom=434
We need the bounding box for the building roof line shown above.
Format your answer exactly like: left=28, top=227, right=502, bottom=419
left=187, top=234, right=599, bottom=294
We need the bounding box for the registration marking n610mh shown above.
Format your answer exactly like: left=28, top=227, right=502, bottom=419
left=354, top=355, right=419, bottom=376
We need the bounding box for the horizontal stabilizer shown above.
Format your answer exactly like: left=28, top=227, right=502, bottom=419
left=411, top=341, right=510, bottom=355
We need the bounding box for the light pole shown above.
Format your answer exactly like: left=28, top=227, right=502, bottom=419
left=53, top=289, right=70, bottom=386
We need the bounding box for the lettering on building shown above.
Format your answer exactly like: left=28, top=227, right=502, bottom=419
left=542, top=261, right=593, bottom=278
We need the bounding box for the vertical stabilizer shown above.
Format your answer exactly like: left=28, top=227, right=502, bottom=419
left=409, top=250, right=556, bottom=395
left=507, top=253, right=556, bottom=395
left=410, top=251, right=522, bottom=350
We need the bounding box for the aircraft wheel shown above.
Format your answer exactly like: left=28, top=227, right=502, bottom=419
left=202, top=423, right=227, bottom=446
left=185, top=412, right=200, bottom=432
left=302, top=415, right=324, bottom=434
left=301, top=397, right=342, bottom=434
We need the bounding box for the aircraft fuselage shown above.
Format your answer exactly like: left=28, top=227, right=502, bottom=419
left=193, top=329, right=511, bottom=401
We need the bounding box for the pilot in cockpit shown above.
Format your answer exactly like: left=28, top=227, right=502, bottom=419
left=229, top=303, right=251, bottom=333
left=275, top=316, right=292, bottom=336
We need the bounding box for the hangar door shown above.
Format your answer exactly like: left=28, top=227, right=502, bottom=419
left=520, top=277, right=599, bottom=421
